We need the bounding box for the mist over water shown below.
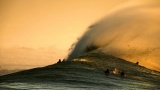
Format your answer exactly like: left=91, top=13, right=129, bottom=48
left=67, top=1, right=160, bottom=71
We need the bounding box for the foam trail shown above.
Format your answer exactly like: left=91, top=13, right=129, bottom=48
left=67, top=0, right=160, bottom=71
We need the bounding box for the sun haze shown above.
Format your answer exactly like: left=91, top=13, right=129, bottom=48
left=0, top=0, right=127, bottom=69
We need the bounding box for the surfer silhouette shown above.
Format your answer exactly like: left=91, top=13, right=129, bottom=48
left=57, top=59, right=62, bottom=64
left=105, top=69, right=110, bottom=75
left=136, top=61, right=139, bottom=65
left=120, top=71, right=125, bottom=76
left=62, top=59, right=65, bottom=62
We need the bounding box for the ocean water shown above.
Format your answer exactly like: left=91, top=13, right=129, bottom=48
left=0, top=77, right=158, bottom=90
left=0, top=52, right=160, bottom=90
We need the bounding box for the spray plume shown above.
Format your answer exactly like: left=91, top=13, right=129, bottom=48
left=67, top=0, right=160, bottom=71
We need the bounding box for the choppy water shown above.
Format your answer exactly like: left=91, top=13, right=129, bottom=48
left=0, top=75, right=159, bottom=90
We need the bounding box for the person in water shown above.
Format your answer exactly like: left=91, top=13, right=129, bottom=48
left=113, top=68, right=119, bottom=74
left=57, top=59, right=62, bottom=64
left=136, top=61, right=139, bottom=65
left=120, top=71, right=125, bottom=76
left=105, top=69, right=110, bottom=75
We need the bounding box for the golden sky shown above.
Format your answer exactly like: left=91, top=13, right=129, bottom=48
left=0, top=0, right=127, bottom=49
left=0, top=0, right=128, bottom=69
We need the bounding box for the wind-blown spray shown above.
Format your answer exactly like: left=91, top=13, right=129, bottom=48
left=67, top=1, right=160, bottom=71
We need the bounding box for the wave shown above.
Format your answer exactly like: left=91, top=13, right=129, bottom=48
left=1, top=51, right=160, bottom=89
left=67, top=0, right=160, bottom=72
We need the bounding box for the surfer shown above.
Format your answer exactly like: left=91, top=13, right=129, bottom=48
left=105, top=69, right=110, bottom=75
left=57, top=59, right=62, bottom=64
left=113, top=68, right=119, bottom=74
left=136, top=61, right=139, bottom=65
left=62, top=59, right=65, bottom=62
left=120, top=71, right=125, bottom=76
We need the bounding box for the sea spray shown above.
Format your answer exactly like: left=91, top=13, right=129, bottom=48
left=67, top=1, right=160, bottom=71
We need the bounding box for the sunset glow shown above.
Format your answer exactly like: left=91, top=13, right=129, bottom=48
left=0, top=0, right=127, bottom=69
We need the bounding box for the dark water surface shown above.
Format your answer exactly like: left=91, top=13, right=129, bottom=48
left=0, top=53, right=160, bottom=90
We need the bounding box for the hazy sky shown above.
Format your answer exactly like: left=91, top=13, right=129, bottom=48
left=0, top=0, right=129, bottom=49
left=0, top=0, right=128, bottom=69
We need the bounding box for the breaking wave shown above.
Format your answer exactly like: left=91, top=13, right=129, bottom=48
left=67, top=0, right=160, bottom=71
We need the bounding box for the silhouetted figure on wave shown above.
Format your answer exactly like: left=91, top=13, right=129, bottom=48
left=62, top=59, right=65, bottom=62
left=105, top=69, right=110, bottom=75
left=136, top=61, right=139, bottom=65
left=57, top=59, right=62, bottom=64
left=120, top=71, right=125, bottom=76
